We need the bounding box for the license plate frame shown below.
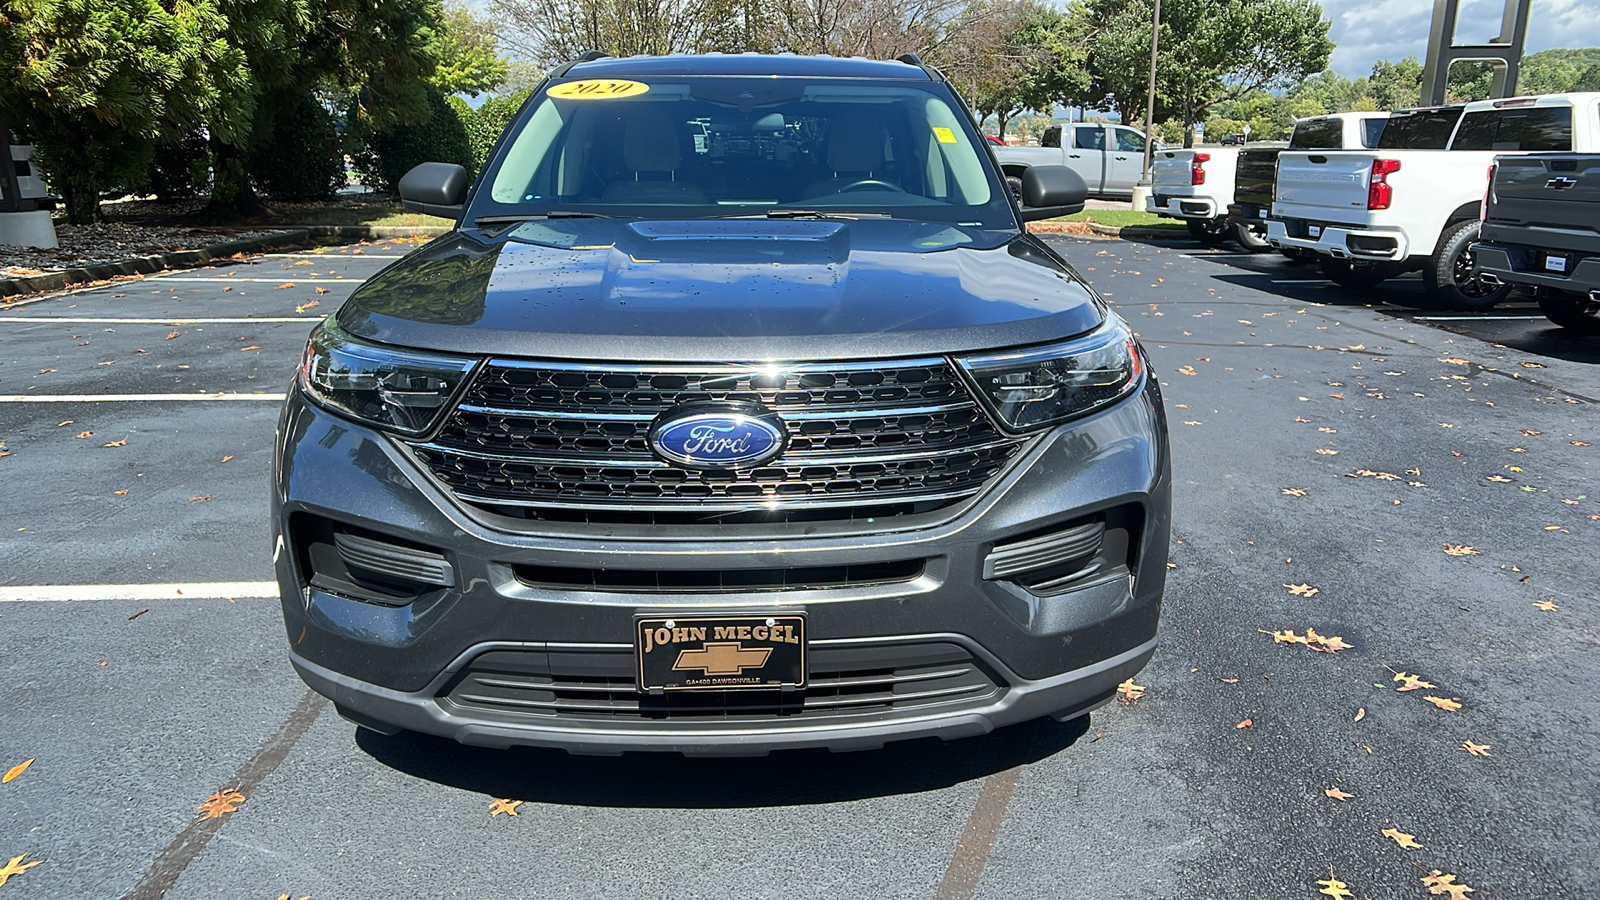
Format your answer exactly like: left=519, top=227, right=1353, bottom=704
left=1307, top=224, right=1323, bottom=238
left=1544, top=253, right=1569, bottom=273
left=635, top=614, right=806, bottom=693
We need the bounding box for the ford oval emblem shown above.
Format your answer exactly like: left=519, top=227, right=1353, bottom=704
left=649, top=408, right=787, bottom=470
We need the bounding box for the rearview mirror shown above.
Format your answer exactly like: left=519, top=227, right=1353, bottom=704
left=1017, top=165, right=1088, bottom=221
left=398, top=163, right=469, bottom=220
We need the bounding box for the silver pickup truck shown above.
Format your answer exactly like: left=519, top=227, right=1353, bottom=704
left=995, top=124, right=1154, bottom=199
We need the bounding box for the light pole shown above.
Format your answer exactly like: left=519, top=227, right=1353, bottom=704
left=1130, top=0, right=1161, bottom=213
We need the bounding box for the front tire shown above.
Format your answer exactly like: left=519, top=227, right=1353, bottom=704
left=1423, top=219, right=1513, bottom=310
left=1538, top=290, right=1600, bottom=334
left=1320, top=257, right=1395, bottom=290
left=1187, top=218, right=1230, bottom=246
left=1231, top=218, right=1272, bottom=253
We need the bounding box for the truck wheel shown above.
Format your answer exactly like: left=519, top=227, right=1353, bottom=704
left=1537, top=290, right=1600, bottom=335
left=1186, top=218, right=1230, bottom=246
left=1319, top=258, right=1393, bottom=290
left=1231, top=218, right=1272, bottom=253
left=1006, top=175, right=1023, bottom=202
left=1424, top=220, right=1512, bottom=310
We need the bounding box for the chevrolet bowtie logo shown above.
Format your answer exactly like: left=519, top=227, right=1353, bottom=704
left=1546, top=176, right=1578, bottom=190
left=673, top=642, right=772, bottom=676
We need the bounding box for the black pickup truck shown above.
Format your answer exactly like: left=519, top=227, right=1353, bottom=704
left=1474, top=153, right=1600, bottom=334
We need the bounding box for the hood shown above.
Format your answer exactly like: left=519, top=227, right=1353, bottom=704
left=338, top=218, right=1104, bottom=361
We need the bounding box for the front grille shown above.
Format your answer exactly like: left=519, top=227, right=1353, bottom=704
left=408, top=358, right=1026, bottom=518
left=515, top=558, right=925, bottom=592
left=441, top=642, right=1002, bottom=722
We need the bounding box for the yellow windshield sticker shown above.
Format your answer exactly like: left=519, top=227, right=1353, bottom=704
left=933, top=127, right=958, bottom=144
left=548, top=80, right=650, bottom=100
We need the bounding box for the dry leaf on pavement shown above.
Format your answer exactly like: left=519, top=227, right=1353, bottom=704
left=1353, top=707, right=1365, bottom=723
left=1381, top=827, right=1422, bottom=849
left=1323, top=786, right=1353, bottom=801
left=0, top=853, right=42, bottom=887
left=2, top=760, right=32, bottom=784
left=1392, top=672, right=1436, bottom=692
left=102, top=438, right=127, bottom=447
left=1284, top=583, right=1319, bottom=597
left=488, top=798, right=522, bottom=817
left=1421, top=870, right=1475, bottom=898
left=1532, top=600, right=1558, bottom=611
left=1461, top=740, right=1491, bottom=757
left=198, top=788, right=246, bottom=819
left=1423, top=696, right=1463, bottom=712
left=1442, top=543, right=1479, bottom=556
left=1116, top=679, right=1145, bottom=705
left=1316, top=875, right=1354, bottom=899
left=1236, top=718, right=1252, bottom=729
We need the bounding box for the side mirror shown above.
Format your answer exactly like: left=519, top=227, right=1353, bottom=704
left=398, top=163, right=469, bottom=220
left=1018, top=165, right=1088, bottom=221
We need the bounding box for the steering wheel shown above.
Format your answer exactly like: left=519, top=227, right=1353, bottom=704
left=837, top=179, right=906, bottom=193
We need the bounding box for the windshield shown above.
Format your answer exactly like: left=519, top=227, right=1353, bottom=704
left=474, top=76, right=1014, bottom=227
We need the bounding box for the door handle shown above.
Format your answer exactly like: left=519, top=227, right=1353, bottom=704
left=1116, top=156, right=1128, bottom=160
left=1069, top=154, right=1081, bottom=158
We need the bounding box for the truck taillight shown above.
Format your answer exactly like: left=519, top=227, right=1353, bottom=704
left=1367, top=158, right=1400, bottom=210
left=1191, top=153, right=1210, bottom=186
left=1480, top=163, right=1496, bottom=221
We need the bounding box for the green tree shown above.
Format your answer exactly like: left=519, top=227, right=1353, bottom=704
left=432, top=1, right=510, bottom=96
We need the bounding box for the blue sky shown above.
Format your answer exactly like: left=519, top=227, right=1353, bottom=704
left=1322, top=0, right=1595, bottom=76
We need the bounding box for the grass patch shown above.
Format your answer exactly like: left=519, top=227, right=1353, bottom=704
left=1055, top=209, right=1182, bottom=228
left=276, top=200, right=452, bottom=229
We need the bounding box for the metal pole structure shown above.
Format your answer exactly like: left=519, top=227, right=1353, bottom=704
left=1130, top=0, right=1161, bottom=211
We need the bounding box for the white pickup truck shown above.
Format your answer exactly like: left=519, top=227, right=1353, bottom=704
left=1268, top=93, right=1600, bottom=307
left=994, top=123, right=1154, bottom=199
left=1148, top=112, right=1386, bottom=246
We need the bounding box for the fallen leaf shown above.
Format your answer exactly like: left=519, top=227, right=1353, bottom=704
left=1423, top=695, right=1463, bottom=712
left=0, top=853, right=42, bottom=887
left=1116, top=679, right=1146, bottom=705
left=1236, top=718, right=1252, bottom=729
left=276, top=282, right=295, bottom=289
left=1315, top=448, right=1339, bottom=456
left=198, top=788, right=245, bottom=819
left=1382, top=826, right=1423, bottom=849
left=220, top=455, right=234, bottom=463
left=488, top=798, right=522, bottom=817
left=240, top=344, right=261, bottom=351
left=1439, top=357, right=1469, bottom=365
left=1219, top=677, right=1239, bottom=684
left=1442, top=543, right=1479, bottom=556
left=1284, top=583, right=1319, bottom=597
left=1421, top=870, right=1475, bottom=899
left=38, top=368, right=56, bottom=374
left=113, top=489, right=129, bottom=496
left=128, top=608, right=148, bottom=621
left=1324, top=786, right=1353, bottom=800
left=1261, top=628, right=1309, bottom=645
left=1176, top=365, right=1196, bottom=376
left=2, top=759, right=33, bottom=783
left=103, top=438, right=127, bottom=447
left=1461, top=740, right=1491, bottom=757
left=1353, top=707, right=1365, bottom=723
left=1574, top=441, right=1591, bottom=447
left=1519, top=429, right=1541, bottom=436
left=75, top=431, right=93, bottom=439
left=314, top=286, right=330, bottom=295
left=1306, top=630, right=1352, bottom=653
left=56, top=420, right=72, bottom=427
left=1485, top=474, right=1513, bottom=483
left=1532, top=600, right=1558, bottom=611
left=223, top=285, right=233, bottom=292
left=1519, top=361, right=1546, bottom=368
left=295, top=300, right=321, bottom=313
left=1393, top=672, right=1436, bottom=692
left=1316, top=875, right=1354, bottom=899
left=165, top=331, right=180, bottom=340
left=1281, top=488, right=1307, bottom=496
left=188, top=494, right=213, bottom=503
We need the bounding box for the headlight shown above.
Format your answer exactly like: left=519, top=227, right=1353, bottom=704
left=956, top=316, right=1142, bottom=432
left=300, top=320, right=478, bottom=435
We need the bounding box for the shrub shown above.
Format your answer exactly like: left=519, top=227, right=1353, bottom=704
left=359, top=85, right=474, bottom=193
left=144, top=130, right=211, bottom=201
left=463, top=89, right=530, bottom=171
left=249, top=94, right=346, bottom=201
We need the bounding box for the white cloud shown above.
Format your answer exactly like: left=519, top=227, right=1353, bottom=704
left=1322, top=0, right=1598, bottom=77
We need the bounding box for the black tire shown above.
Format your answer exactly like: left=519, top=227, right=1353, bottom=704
left=1319, top=257, right=1394, bottom=290
left=1006, top=175, right=1023, bottom=203
left=1423, top=219, right=1513, bottom=310
left=1537, top=290, right=1600, bottom=334
left=1280, top=247, right=1314, bottom=264
left=1186, top=217, right=1230, bottom=246
left=1230, top=218, right=1272, bottom=253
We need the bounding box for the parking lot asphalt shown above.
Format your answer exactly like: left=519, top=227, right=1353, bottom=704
left=0, top=234, right=1595, bottom=899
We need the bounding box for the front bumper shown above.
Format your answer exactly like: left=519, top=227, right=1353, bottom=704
left=1147, top=194, right=1218, bottom=220
left=272, top=380, right=1171, bottom=755
left=1266, top=217, right=1411, bottom=260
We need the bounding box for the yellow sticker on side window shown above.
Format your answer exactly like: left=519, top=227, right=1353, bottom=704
left=548, top=80, right=650, bottom=100
left=932, top=127, right=958, bottom=144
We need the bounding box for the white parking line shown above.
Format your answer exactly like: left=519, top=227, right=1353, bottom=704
left=1, top=393, right=288, bottom=403
left=0, top=582, right=279, bottom=602
left=1412, top=315, right=1548, bottom=321
left=0, top=316, right=317, bottom=324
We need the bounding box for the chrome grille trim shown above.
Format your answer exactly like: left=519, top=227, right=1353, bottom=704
left=409, top=357, right=1027, bottom=516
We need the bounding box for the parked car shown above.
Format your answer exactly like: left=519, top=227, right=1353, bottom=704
left=1269, top=93, right=1600, bottom=307
left=1220, top=132, right=1247, bottom=146
left=995, top=123, right=1155, bottom=199
left=984, top=133, right=1006, bottom=146
left=1474, top=152, right=1600, bottom=333
left=1228, top=112, right=1388, bottom=253
left=273, top=52, right=1171, bottom=755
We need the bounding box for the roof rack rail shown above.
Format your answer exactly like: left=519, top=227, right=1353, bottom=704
left=551, top=50, right=611, bottom=78
left=895, top=53, right=946, bottom=82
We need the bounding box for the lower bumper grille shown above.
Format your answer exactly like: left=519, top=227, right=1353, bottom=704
left=441, top=642, right=1003, bottom=722
left=514, top=559, right=926, bottom=593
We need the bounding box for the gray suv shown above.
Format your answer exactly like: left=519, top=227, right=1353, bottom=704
left=273, top=52, right=1171, bottom=755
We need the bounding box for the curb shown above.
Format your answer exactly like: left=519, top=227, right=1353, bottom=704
left=1088, top=223, right=1185, bottom=239
left=0, top=224, right=451, bottom=299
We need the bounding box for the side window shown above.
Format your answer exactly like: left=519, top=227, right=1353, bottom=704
left=1041, top=125, right=1062, bottom=149
left=1377, top=109, right=1462, bottom=150
left=1115, top=129, right=1145, bottom=153
left=1361, top=117, right=1386, bottom=149
left=1288, top=118, right=1343, bottom=149
left=1074, top=126, right=1105, bottom=150
left=1452, top=108, right=1573, bottom=151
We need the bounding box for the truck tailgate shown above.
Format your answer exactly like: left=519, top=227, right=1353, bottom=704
left=1273, top=152, right=1374, bottom=223
left=1487, top=154, right=1600, bottom=230
left=1152, top=151, right=1197, bottom=196
left=1234, top=149, right=1282, bottom=209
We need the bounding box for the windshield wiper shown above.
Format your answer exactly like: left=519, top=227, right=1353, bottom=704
left=701, top=209, right=891, bottom=221
left=474, top=211, right=615, bottom=226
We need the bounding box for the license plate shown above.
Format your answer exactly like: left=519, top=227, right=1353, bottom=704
left=1545, top=254, right=1569, bottom=273
left=636, top=615, right=806, bottom=692
left=1307, top=224, right=1323, bottom=238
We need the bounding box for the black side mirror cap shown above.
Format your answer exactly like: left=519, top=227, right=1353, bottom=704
left=1018, top=165, right=1088, bottom=222
left=398, top=163, right=469, bottom=220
